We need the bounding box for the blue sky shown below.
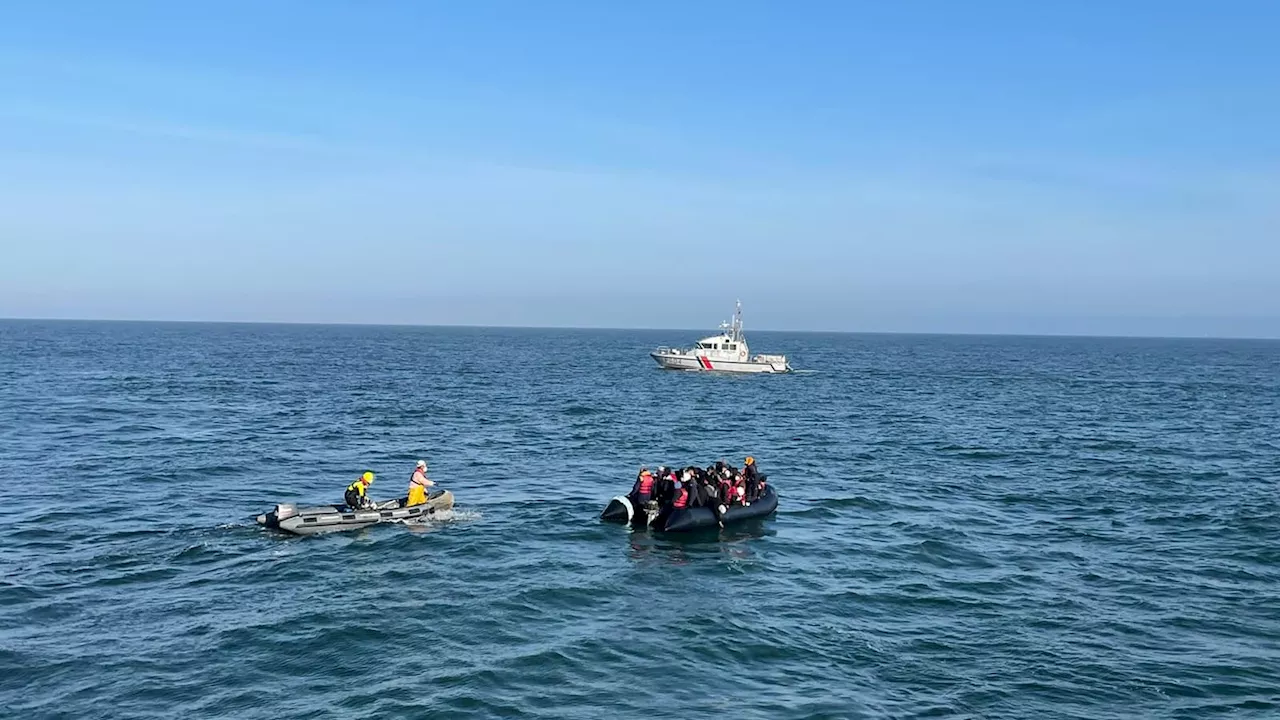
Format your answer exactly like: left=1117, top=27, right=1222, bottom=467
left=1, top=1, right=1277, bottom=336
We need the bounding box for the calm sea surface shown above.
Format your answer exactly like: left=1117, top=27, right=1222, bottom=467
left=2, top=320, right=1279, bottom=719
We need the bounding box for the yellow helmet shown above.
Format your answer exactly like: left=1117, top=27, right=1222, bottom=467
left=745, top=456, right=755, bottom=465
left=362, top=471, right=375, bottom=483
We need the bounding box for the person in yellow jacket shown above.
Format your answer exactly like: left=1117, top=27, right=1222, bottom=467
left=406, top=460, right=435, bottom=507
left=345, top=471, right=375, bottom=510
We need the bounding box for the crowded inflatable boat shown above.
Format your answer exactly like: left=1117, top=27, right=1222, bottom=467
left=601, top=457, right=778, bottom=532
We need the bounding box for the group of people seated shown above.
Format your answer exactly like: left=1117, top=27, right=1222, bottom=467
left=628, top=456, right=767, bottom=526
left=343, top=460, right=436, bottom=510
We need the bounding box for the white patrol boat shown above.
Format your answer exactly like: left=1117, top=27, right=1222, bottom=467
left=651, top=302, right=791, bottom=374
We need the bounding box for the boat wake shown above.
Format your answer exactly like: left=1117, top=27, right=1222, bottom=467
left=404, top=508, right=482, bottom=526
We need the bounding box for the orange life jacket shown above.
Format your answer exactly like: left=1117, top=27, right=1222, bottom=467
left=672, top=485, right=689, bottom=509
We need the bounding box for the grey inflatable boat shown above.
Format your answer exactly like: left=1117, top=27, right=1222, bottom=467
left=256, top=490, right=454, bottom=535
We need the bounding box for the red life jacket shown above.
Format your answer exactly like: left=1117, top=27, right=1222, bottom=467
left=672, top=485, right=688, bottom=509
left=638, top=474, right=654, bottom=494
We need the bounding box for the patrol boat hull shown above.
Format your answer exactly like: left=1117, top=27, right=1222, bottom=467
left=256, top=490, right=454, bottom=535
left=601, top=485, right=778, bottom=532
left=650, top=350, right=790, bottom=374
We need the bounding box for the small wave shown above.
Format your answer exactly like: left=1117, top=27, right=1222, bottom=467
left=811, top=496, right=894, bottom=511
left=898, top=538, right=998, bottom=569
left=783, top=506, right=841, bottom=521
left=935, top=445, right=1010, bottom=459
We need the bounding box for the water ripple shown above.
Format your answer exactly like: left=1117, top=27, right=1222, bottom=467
left=2, top=322, right=1279, bottom=718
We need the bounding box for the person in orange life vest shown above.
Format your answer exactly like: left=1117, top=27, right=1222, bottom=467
left=716, top=472, right=734, bottom=506
left=630, top=468, right=655, bottom=505
left=731, top=473, right=748, bottom=506
left=406, top=460, right=434, bottom=507
left=670, top=479, right=690, bottom=509
left=664, top=469, right=684, bottom=507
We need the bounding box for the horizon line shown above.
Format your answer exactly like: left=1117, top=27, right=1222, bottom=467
left=3, top=315, right=1279, bottom=342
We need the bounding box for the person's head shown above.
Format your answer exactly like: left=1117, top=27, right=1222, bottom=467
left=745, top=456, right=755, bottom=466
left=361, top=471, right=375, bottom=485
left=416, top=460, right=427, bottom=471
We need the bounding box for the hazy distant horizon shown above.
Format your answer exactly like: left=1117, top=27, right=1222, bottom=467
left=5, top=312, right=1280, bottom=341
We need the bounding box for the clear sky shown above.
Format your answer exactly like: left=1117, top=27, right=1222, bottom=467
left=2, top=1, right=1277, bottom=336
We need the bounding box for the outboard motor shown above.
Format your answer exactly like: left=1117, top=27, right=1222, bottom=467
left=256, top=502, right=295, bottom=529
left=642, top=500, right=661, bottom=527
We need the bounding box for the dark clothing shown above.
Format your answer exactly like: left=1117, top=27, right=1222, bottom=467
left=344, top=488, right=369, bottom=510
left=744, top=466, right=760, bottom=502
left=654, top=475, right=673, bottom=506
left=689, top=479, right=709, bottom=508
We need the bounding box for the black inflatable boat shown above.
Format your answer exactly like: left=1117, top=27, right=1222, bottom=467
left=601, top=485, right=778, bottom=532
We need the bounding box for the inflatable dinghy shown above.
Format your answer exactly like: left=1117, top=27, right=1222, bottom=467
left=601, top=485, right=777, bottom=532
left=256, top=490, right=454, bottom=535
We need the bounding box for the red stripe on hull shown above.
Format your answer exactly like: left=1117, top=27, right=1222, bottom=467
left=699, top=356, right=713, bottom=370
